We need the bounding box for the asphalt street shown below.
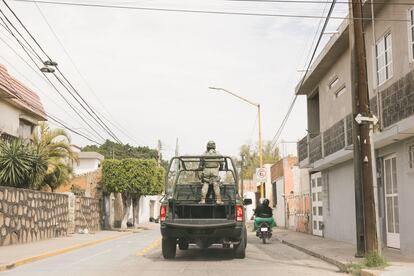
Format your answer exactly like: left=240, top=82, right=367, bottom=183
left=1, top=226, right=345, bottom=276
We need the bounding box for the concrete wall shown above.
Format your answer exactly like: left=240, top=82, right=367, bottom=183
left=274, top=177, right=285, bottom=227
left=322, top=160, right=356, bottom=244
left=377, top=138, right=414, bottom=256
left=56, top=169, right=102, bottom=198
left=75, top=159, right=101, bottom=175
left=0, top=186, right=69, bottom=246
left=0, top=99, right=21, bottom=137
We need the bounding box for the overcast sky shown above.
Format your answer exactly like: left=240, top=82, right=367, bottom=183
left=0, top=0, right=348, bottom=159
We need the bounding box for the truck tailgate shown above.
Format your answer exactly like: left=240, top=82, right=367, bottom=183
left=164, top=219, right=235, bottom=229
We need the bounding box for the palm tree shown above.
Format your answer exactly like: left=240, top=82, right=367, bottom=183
left=33, top=122, right=78, bottom=191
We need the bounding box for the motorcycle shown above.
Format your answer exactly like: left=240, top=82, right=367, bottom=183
left=256, top=221, right=272, bottom=244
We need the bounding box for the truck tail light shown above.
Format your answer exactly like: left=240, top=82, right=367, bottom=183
left=160, top=205, right=167, bottom=222
left=236, top=205, right=243, bottom=222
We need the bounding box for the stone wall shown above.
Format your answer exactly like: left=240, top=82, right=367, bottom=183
left=309, top=135, right=322, bottom=163
left=297, top=136, right=308, bottom=162
left=74, top=196, right=101, bottom=233
left=0, top=186, right=69, bottom=246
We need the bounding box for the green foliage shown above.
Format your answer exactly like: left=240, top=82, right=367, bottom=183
left=239, top=141, right=280, bottom=179
left=82, top=140, right=158, bottom=160
left=102, top=158, right=165, bottom=196
left=33, top=122, right=78, bottom=191
left=71, top=184, right=85, bottom=196
left=0, top=139, right=47, bottom=188
left=365, top=252, right=387, bottom=268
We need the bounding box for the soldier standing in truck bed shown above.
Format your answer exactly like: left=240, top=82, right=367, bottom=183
left=199, top=141, right=223, bottom=205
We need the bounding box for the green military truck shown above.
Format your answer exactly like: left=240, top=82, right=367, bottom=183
left=159, top=156, right=251, bottom=259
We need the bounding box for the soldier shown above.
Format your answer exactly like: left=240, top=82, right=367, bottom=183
left=199, top=141, right=223, bottom=205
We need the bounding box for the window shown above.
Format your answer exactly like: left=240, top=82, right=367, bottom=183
left=409, top=8, right=414, bottom=62
left=318, top=207, right=323, bottom=216
left=328, top=76, right=339, bottom=89
left=376, top=33, right=393, bottom=85
left=19, top=120, right=33, bottom=140
left=409, top=144, right=414, bottom=169
left=313, top=193, right=316, bottom=201
left=313, top=207, right=317, bottom=215
left=335, top=85, right=346, bottom=98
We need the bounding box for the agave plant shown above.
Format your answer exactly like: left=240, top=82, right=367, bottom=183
left=0, top=139, right=47, bottom=188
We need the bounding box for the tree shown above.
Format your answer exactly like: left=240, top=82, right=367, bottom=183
left=33, top=122, right=78, bottom=191
left=102, top=158, right=165, bottom=229
left=82, top=140, right=158, bottom=160
left=0, top=139, right=47, bottom=188
left=239, top=141, right=280, bottom=179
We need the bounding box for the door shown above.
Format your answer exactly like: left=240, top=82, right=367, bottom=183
left=383, top=155, right=400, bottom=249
left=311, top=172, right=323, bottom=236
left=275, top=178, right=285, bottom=227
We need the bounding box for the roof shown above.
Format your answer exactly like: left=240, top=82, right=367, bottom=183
left=295, top=0, right=386, bottom=96
left=0, top=64, right=47, bottom=120
left=78, top=151, right=105, bottom=161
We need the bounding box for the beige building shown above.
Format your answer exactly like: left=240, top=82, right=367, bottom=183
left=0, top=64, right=46, bottom=140
left=296, top=1, right=414, bottom=255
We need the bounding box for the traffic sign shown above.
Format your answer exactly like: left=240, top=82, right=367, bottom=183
left=256, top=168, right=267, bottom=182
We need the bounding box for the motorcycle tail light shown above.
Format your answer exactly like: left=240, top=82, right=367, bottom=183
left=236, top=205, right=243, bottom=222
left=160, top=205, right=167, bottom=221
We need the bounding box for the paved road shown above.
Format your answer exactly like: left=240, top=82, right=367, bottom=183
left=1, top=227, right=345, bottom=276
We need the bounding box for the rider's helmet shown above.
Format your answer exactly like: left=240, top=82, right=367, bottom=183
left=262, top=199, right=270, bottom=207
left=206, top=140, right=216, bottom=151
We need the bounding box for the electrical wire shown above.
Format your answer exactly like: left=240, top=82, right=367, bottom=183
left=0, top=12, right=108, bottom=142
left=227, top=0, right=414, bottom=6
left=9, top=0, right=411, bottom=22
left=270, top=0, right=338, bottom=149
left=1, top=1, right=124, bottom=143
left=32, top=1, right=143, bottom=145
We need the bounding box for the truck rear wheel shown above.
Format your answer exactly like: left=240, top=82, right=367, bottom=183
left=233, top=228, right=246, bottom=259
left=162, top=237, right=176, bottom=259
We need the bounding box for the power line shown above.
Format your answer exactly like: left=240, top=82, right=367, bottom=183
left=270, top=0, right=338, bottom=149
left=0, top=64, right=102, bottom=144
left=9, top=0, right=410, bottom=22
left=1, top=1, right=124, bottom=143
left=0, top=12, right=108, bottom=142
left=227, top=0, right=414, bottom=6
left=32, top=1, right=143, bottom=145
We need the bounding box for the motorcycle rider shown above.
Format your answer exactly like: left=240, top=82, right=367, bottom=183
left=254, top=198, right=276, bottom=230
left=199, top=141, right=223, bottom=205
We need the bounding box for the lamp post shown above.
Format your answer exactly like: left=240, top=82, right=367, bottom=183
left=208, top=87, right=264, bottom=199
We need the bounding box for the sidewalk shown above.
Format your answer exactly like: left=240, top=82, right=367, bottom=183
left=273, top=228, right=414, bottom=275
left=0, top=230, right=133, bottom=271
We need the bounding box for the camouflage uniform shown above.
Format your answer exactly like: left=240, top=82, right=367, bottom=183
left=199, top=141, right=223, bottom=205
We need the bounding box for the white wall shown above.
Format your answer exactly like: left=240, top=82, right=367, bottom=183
left=275, top=177, right=285, bottom=227
left=0, top=99, right=21, bottom=136
left=75, top=159, right=101, bottom=175
left=244, top=191, right=256, bottom=221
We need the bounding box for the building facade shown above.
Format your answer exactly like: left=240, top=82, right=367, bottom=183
left=0, top=64, right=46, bottom=140
left=296, top=0, right=414, bottom=255
left=270, top=157, right=310, bottom=232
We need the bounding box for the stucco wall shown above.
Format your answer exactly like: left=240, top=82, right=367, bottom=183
left=0, top=100, right=20, bottom=137
left=322, top=160, right=356, bottom=244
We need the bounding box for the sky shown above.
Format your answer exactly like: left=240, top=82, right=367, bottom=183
left=0, top=0, right=348, bottom=159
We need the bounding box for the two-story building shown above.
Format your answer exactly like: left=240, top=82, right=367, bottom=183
left=296, top=1, right=414, bottom=255
left=0, top=64, right=46, bottom=140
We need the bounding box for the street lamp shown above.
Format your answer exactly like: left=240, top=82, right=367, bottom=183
left=208, top=86, right=264, bottom=199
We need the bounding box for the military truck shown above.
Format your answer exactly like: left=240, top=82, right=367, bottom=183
left=159, top=155, right=251, bottom=259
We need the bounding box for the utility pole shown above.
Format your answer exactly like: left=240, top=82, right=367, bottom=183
left=349, top=0, right=378, bottom=255
left=157, top=140, right=162, bottom=166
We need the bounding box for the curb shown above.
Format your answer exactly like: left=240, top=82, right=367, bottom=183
left=275, top=237, right=348, bottom=272
left=0, top=232, right=132, bottom=272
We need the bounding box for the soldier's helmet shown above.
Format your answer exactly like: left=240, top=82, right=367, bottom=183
left=206, top=140, right=216, bottom=151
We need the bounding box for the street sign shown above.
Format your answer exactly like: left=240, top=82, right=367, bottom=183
left=256, top=168, right=267, bottom=182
